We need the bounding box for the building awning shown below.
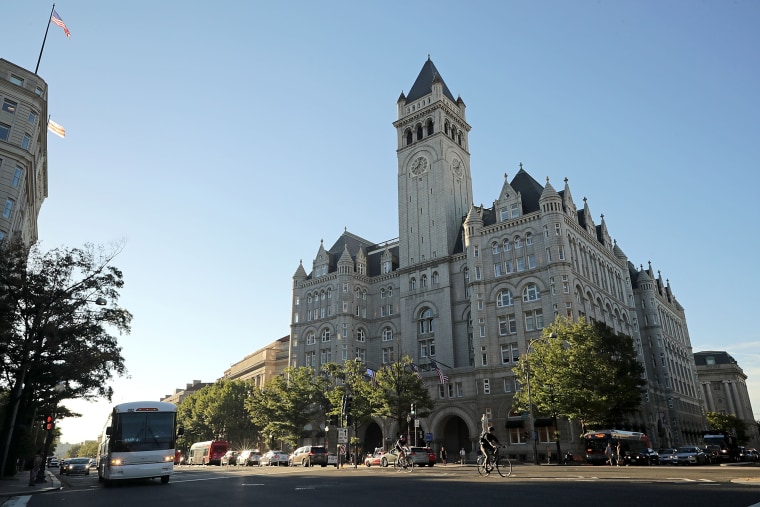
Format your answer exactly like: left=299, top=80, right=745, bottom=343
left=505, top=420, right=525, bottom=428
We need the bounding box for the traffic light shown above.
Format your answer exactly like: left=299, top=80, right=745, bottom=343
left=42, top=415, right=53, bottom=431
left=345, top=396, right=353, bottom=425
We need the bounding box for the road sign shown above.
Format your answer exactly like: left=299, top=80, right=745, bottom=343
left=425, top=432, right=433, bottom=442
left=338, top=428, right=348, bottom=443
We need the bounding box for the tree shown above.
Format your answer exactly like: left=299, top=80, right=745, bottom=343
left=0, top=239, right=132, bottom=476
left=373, top=356, right=434, bottom=439
left=706, top=412, right=749, bottom=445
left=176, top=380, right=258, bottom=449
left=245, top=367, right=326, bottom=449
left=512, top=318, right=645, bottom=432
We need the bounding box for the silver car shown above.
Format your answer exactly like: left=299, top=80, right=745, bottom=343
left=61, top=457, right=90, bottom=475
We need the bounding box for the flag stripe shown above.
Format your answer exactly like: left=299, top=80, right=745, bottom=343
left=52, top=10, right=71, bottom=38
left=47, top=120, right=65, bottom=138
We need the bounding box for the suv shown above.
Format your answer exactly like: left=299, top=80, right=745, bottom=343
left=289, top=445, right=328, bottom=467
left=237, top=449, right=261, bottom=466
left=407, top=447, right=436, bottom=467
left=220, top=450, right=238, bottom=466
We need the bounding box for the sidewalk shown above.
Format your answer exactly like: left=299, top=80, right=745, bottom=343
left=0, top=470, right=61, bottom=503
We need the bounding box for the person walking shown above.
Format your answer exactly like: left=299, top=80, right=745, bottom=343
left=616, top=442, right=623, bottom=467
left=459, top=447, right=466, bottom=464
left=29, top=450, right=42, bottom=486
left=605, top=443, right=613, bottom=466
left=440, top=446, right=447, bottom=465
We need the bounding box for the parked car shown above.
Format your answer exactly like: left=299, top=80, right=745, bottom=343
left=672, top=446, right=708, bottom=465
left=657, top=448, right=677, bottom=465
left=220, top=450, right=238, bottom=466
left=61, top=457, right=90, bottom=476
left=364, top=449, right=398, bottom=467
left=237, top=449, right=261, bottom=466
left=259, top=450, right=289, bottom=466
left=407, top=447, right=436, bottom=466
left=289, top=445, right=328, bottom=467
left=46, top=457, right=59, bottom=468
left=627, top=448, right=659, bottom=466
left=735, top=447, right=760, bottom=462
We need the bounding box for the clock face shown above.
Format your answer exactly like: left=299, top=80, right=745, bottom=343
left=410, top=156, right=428, bottom=176
left=452, top=158, right=464, bottom=179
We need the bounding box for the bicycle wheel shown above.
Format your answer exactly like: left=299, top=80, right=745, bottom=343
left=494, top=455, right=512, bottom=477
left=476, top=455, right=488, bottom=476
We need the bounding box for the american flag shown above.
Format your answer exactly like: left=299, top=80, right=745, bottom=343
left=408, top=362, right=422, bottom=380
left=47, top=119, right=66, bottom=138
left=365, top=368, right=377, bottom=385
left=430, top=359, right=448, bottom=385
left=52, top=10, right=71, bottom=38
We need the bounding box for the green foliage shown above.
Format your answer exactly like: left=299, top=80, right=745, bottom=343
left=176, top=379, right=259, bottom=450
left=513, top=318, right=645, bottom=428
left=373, top=356, right=434, bottom=434
left=706, top=411, right=749, bottom=445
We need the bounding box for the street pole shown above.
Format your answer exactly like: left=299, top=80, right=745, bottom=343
left=526, top=355, right=538, bottom=465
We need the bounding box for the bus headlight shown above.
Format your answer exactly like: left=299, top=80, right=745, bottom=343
left=164, top=455, right=174, bottom=462
left=110, top=458, right=123, bottom=466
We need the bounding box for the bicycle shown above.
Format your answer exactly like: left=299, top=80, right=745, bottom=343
left=477, top=446, right=512, bottom=477
left=394, top=448, right=414, bottom=472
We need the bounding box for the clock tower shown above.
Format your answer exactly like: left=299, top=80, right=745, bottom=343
left=394, top=57, right=473, bottom=269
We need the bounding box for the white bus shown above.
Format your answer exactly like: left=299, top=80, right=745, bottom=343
left=97, top=401, right=183, bottom=485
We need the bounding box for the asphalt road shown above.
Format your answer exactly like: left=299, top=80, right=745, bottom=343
left=11, top=462, right=760, bottom=507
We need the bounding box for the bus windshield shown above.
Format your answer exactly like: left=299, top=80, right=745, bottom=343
left=111, top=411, right=176, bottom=452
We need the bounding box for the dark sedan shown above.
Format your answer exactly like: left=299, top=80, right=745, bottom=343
left=627, top=448, right=659, bottom=465
left=61, top=457, right=90, bottom=475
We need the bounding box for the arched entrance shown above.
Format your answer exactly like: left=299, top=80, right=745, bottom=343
left=440, top=415, right=472, bottom=456
left=363, top=421, right=384, bottom=454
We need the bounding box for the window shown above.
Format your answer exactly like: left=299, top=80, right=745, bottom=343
left=497, top=290, right=513, bottom=307
left=501, top=343, right=519, bottom=364
left=516, top=257, right=525, bottom=271
left=306, top=333, right=316, bottom=345
left=2, top=100, right=17, bottom=114
left=523, top=284, right=540, bottom=302
left=515, top=237, right=523, bottom=248
left=341, top=343, right=348, bottom=361
left=473, top=245, right=479, bottom=257
left=504, top=260, right=513, bottom=273
left=508, top=427, right=526, bottom=444
left=525, top=309, right=544, bottom=331
left=388, top=286, right=393, bottom=297
left=528, top=254, right=536, bottom=269
left=410, top=278, right=416, bottom=290
left=421, top=274, right=427, bottom=287
left=382, top=327, right=393, bottom=341
left=418, top=308, right=434, bottom=334
left=12, top=167, right=22, bottom=188
left=503, top=239, right=511, bottom=251
left=305, top=351, right=316, bottom=366
left=499, top=314, right=516, bottom=334
left=383, top=260, right=392, bottom=273
left=21, top=133, right=31, bottom=150
left=500, top=208, right=509, bottom=221
left=321, top=329, right=331, bottom=342
left=0, top=123, right=10, bottom=141
left=419, top=338, right=435, bottom=358
left=455, top=382, right=463, bottom=397
left=28, top=111, right=38, bottom=124
left=356, top=328, right=366, bottom=342
left=447, top=383, right=454, bottom=398
left=483, top=379, right=491, bottom=395
left=10, top=75, right=24, bottom=86
left=35, top=86, right=43, bottom=96
left=356, top=348, right=366, bottom=363
left=382, top=347, right=395, bottom=364
left=320, top=348, right=332, bottom=364
left=3, top=199, right=14, bottom=219
left=525, top=232, right=533, bottom=245
left=555, top=223, right=561, bottom=235
left=493, top=263, right=503, bottom=277
left=510, top=203, right=519, bottom=218
left=433, top=272, right=439, bottom=284
left=492, top=242, right=500, bottom=254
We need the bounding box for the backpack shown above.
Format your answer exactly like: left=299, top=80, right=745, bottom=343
left=480, top=432, right=489, bottom=445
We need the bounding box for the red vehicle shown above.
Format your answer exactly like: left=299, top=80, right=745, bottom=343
left=188, top=440, right=229, bottom=466
left=582, top=429, right=651, bottom=465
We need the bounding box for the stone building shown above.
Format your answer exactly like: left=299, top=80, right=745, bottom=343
left=695, top=351, right=759, bottom=448
left=222, top=335, right=290, bottom=387
left=0, top=59, right=49, bottom=245
left=288, top=57, right=702, bottom=460
left=161, top=380, right=213, bottom=405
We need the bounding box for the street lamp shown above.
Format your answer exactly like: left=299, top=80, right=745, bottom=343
left=525, top=332, right=557, bottom=465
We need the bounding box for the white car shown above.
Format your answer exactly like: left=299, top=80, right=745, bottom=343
left=259, top=450, right=289, bottom=466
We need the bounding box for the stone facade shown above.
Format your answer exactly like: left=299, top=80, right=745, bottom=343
left=289, top=58, right=703, bottom=460
left=0, top=59, right=49, bottom=245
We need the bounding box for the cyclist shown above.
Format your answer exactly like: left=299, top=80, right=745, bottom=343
left=395, top=434, right=408, bottom=462
left=479, top=427, right=501, bottom=473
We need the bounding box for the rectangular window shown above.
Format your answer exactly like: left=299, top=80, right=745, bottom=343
left=381, top=306, right=386, bottom=317
left=516, top=258, right=525, bottom=271
left=524, top=310, right=544, bottom=331
left=455, top=382, right=463, bottom=397
left=528, top=254, right=536, bottom=269
left=559, top=246, right=566, bottom=260
left=555, top=223, right=561, bottom=235
left=473, top=245, right=479, bottom=257
left=504, top=260, right=513, bottom=273
left=447, top=383, right=454, bottom=398
left=28, top=111, right=38, bottom=125
left=493, top=263, right=502, bottom=277
left=508, top=427, right=525, bottom=444
left=503, top=377, right=513, bottom=393
left=10, top=75, right=24, bottom=86
left=12, top=167, right=22, bottom=188
left=479, top=325, right=486, bottom=337
left=508, top=314, right=516, bottom=334
left=475, top=266, right=481, bottom=280
left=500, top=208, right=509, bottom=221
left=35, top=86, right=43, bottom=96
left=305, top=351, right=316, bottom=367
left=483, top=379, right=491, bottom=395
left=3, top=199, right=14, bottom=218
left=341, top=343, right=348, bottom=361
left=0, top=123, right=10, bottom=141
left=382, top=347, right=395, bottom=364
left=510, top=203, right=519, bottom=218
left=2, top=99, right=17, bottom=114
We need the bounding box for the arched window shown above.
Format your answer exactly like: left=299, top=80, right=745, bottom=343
left=444, top=121, right=450, bottom=135
left=503, top=239, right=510, bottom=251
left=523, top=284, right=541, bottom=302
left=432, top=271, right=439, bottom=284
left=426, top=119, right=434, bottom=135
left=356, top=328, right=366, bottom=342
left=418, top=308, right=434, bottom=334
left=514, top=236, right=523, bottom=249
left=421, top=274, right=428, bottom=287
left=382, top=327, right=393, bottom=341
left=525, top=232, right=533, bottom=245
left=406, top=129, right=413, bottom=145
left=410, top=277, right=416, bottom=290
left=380, top=288, right=386, bottom=299
left=416, top=124, right=423, bottom=140
left=306, top=332, right=316, bottom=345
left=307, top=293, right=313, bottom=304
left=497, top=290, right=514, bottom=307
left=492, top=242, right=500, bottom=254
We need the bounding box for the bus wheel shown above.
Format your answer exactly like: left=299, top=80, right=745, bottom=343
left=160, top=475, right=170, bottom=485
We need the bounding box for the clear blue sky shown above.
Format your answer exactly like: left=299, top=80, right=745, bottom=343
left=5, top=1, right=759, bottom=445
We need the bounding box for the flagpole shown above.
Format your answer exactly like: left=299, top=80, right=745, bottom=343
left=35, top=3, right=56, bottom=74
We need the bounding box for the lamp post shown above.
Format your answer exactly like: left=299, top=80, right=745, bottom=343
left=525, top=332, right=557, bottom=465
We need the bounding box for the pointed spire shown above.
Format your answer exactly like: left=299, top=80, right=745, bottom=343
left=406, top=57, right=456, bottom=103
